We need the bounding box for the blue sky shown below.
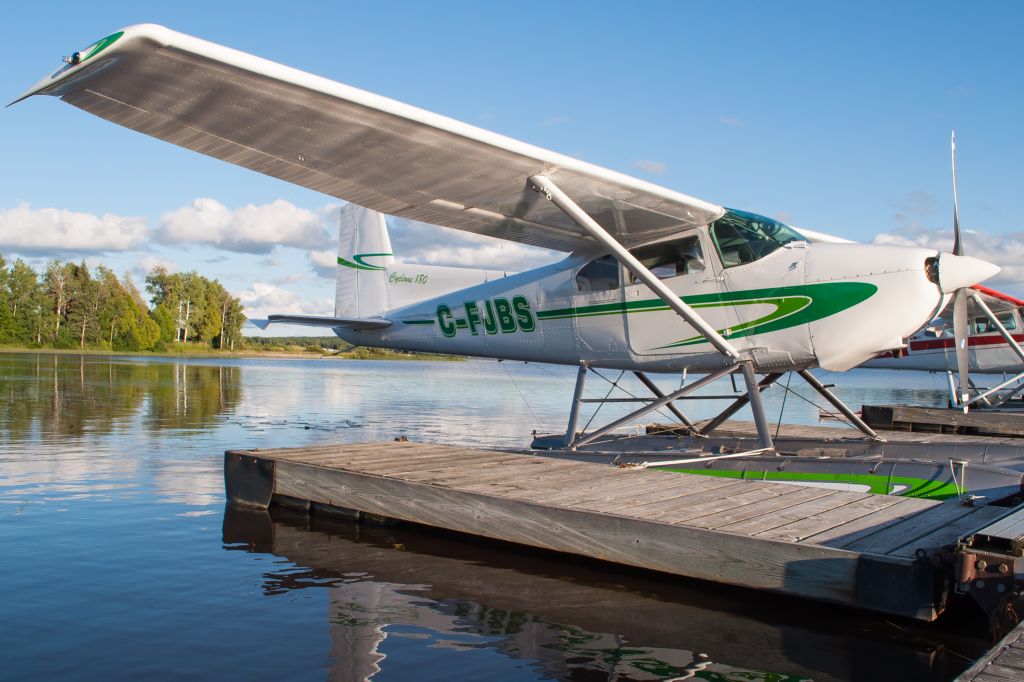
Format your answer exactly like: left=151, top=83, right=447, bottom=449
left=3, top=1, right=1023, bottom=331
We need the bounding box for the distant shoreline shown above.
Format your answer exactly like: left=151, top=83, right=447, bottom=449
left=0, top=346, right=464, bottom=362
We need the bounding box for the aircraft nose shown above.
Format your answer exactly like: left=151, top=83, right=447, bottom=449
left=938, top=252, right=1000, bottom=294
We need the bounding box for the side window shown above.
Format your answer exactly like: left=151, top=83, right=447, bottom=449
left=711, top=220, right=756, bottom=268
left=975, top=313, right=1018, bottom=334
left=576, top=255, right=620, bottom=292
left=627, top=235, right=706, bottom=284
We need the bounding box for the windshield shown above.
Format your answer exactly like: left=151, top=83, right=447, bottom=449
left=710, top=209, right=805, bottom=268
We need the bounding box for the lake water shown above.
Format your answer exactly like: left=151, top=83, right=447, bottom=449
left=0, top=352, right=990, bottom=681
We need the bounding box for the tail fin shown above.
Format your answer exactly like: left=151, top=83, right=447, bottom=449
left=335, top=204, right=394, bottom=318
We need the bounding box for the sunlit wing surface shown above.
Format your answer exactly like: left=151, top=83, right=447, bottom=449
left=15, top=25, right=724, bottom=252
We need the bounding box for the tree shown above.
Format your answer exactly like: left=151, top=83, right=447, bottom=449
left=7, top=259, right=40, bottom=340
left=43, top=260, right=78, bottom=342
left=65, top=261, right=102, bottom=349
left=0, top=255, right=14, bottom=342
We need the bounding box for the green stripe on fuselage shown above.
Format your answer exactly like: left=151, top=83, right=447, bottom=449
left=535, top=282, right=876, bottom=346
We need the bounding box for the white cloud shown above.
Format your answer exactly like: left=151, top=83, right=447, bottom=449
left=408, top=242, right=558, bottom=270
left=308, top=249, right=337, bottom=279
left=272, top=273, right=305, bottom=285
left=133, top=255, right=178, bottom=277
left=872, top=227, right=1024, bottom=286
left=633, top=159, right=667, bottom=175
left=157, top=198, right=329, bottom=253
left=718, top=115, right=744, bottom=128
left=388, top=217, right=561, bottom=271
left=0, top=203, right=147, bottom=255
left=236, top=281, right=332, bottom=318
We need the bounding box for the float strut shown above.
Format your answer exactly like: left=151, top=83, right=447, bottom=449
left=946, top=370, right=959, bottom=409
left=571, top=364, right=738, bottom=449
left=742, top=362, right=774, bottom=450
left=564, top=363, right=588, bottom=447
left=633, top=371, right=698, bottom=432
left=699, top=372, right=783, bottom=437
left=796, top=370, right=882, bottom=441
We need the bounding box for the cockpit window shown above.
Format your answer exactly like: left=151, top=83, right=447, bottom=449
left=973, top=313, right=1018, bottom=334
left=576, top=255, right=620, bottom=292
left=710, top=209, right=805, bottom=268
left=627, top=235, right=705, bottom=283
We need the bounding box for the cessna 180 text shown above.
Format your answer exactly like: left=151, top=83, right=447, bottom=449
left=13, top=25, right=1001, bottom=449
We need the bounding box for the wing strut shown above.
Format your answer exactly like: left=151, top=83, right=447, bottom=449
left=528, top=174, right=773, bottom=451
left=963, top=293, right=1024, bottom=406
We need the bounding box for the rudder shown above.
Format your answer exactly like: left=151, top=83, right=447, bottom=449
left=335, top=203, right=394, bottom=318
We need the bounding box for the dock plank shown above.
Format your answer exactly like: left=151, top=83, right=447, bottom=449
left=408, top=456, right=580, bottom=484
left=653, top=484, right=812, bottom=526
left=359, top=450, right=532, bottom=476
left=798, top=497, right=939, bottom=547
left=754, top=494, right=907, bottom=543
left=687, top=487, right=840, bottom=530
left=719, top=490, right=874, bottom=536
left=836, top=501, right=980, bottom=554
left=957, top=619, right=1024, bottom=680
left=581, top=479, right=774, bottom=517
left=538, top=472, right=715, bottom=510
left=888, top=505, right=1013, bottom=558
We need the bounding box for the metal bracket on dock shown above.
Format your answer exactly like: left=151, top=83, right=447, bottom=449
left=224, top=451, right=276, bottom=509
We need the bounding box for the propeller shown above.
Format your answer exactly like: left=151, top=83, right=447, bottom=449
left=950, top=131, right=972, bottom=409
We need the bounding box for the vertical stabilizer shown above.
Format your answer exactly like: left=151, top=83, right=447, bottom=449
left=335, top=204, right=394, bottom=318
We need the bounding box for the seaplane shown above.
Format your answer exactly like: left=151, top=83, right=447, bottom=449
left=12, top=24, right=1002, bottom=460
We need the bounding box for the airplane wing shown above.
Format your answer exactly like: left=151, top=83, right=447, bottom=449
left=15, top=25, right=724, bottom=253
left=248, top=315, right=391, bottom=330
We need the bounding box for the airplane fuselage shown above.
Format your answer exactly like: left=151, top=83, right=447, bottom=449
left=338, top=225, right=951, bottom=375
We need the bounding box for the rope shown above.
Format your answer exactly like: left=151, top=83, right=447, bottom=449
left=502, top=362, right=539, bottom=424
left=580, top=369, right=624, bottom=434
left=774, top=372, right=793, bottom=440
left=776, top=379, right=853, bottom=428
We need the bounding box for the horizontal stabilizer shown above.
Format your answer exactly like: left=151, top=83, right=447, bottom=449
left=252, top=314, right=392, bottom=330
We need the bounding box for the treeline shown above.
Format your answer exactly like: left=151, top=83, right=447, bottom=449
left=0, top=256, right=245, bottom=352
left=245, top=336, right=349, bottom=351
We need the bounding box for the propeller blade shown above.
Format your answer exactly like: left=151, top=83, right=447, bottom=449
left=952, top=287, right=970, bottom=408
left=951, top=130, right=963, bottom=256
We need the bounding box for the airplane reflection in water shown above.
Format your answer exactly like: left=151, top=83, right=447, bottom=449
left=223, top=507, right=985, bottom=682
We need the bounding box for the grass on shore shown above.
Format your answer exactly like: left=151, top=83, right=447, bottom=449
left=0, top=343, right=463, bottom=361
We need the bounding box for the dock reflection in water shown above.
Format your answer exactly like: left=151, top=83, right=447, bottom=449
left=224, top=506, right=977, bottom=682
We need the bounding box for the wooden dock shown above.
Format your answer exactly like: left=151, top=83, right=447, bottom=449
left=957, top=620, right=1024, bottom=681
left=225, top=441, right=1017, bottom=621
left=863, top=404, right=1024, bottom=438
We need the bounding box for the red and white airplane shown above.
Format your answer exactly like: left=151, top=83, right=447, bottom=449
left=864, top=284, right=1024, bottom=408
